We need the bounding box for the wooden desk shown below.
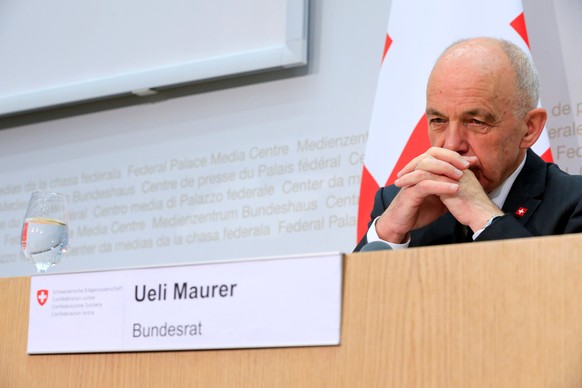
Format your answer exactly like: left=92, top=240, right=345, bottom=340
left=2, top=234, right=582, bottom=387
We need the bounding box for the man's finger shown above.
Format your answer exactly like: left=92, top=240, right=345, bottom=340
left=397, top=147, right=470, bottom=178
left=399, top=179, right=459, bottom=196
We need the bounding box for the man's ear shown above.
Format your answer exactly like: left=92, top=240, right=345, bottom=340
left=520, top=108, right=548, bottom=149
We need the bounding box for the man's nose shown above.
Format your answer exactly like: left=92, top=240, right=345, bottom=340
left=443, top=123, right=469, bottom=153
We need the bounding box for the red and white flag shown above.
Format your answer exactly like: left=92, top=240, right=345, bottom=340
left=357, top=0, right=553, bottom=241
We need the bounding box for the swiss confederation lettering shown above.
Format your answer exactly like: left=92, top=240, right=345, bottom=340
left=134, top=282, right=237, bottom=302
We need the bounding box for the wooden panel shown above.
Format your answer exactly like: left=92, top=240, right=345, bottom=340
left=2, top=234, right=582, bottom=387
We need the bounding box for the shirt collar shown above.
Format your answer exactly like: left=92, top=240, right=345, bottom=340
left=488, top=153, right=527, bottom=208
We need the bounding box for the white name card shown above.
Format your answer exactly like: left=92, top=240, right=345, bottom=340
left=28, top=253, right=343, bottom=354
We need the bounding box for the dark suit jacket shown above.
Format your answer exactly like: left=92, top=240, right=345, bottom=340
left=354, top=149, right=582, bottom=251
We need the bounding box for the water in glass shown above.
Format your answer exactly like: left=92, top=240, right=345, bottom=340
left=21, top=192, right=69, bottom=273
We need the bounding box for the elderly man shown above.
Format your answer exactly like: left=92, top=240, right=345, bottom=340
left=355, top=37, right=582, bottom=251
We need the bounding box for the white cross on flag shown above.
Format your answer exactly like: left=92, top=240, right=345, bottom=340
left=357, top=0, right=552, bottom=241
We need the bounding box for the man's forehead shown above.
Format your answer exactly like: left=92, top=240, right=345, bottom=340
left=426, top=67, right=510, bottom=110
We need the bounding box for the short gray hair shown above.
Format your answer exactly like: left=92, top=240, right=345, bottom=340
left=497, top=39, right=540, bottom=116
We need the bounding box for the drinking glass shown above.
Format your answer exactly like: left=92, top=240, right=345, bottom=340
left=21, top=191, right=69, bottom=273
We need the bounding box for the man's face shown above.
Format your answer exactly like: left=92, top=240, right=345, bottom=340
left=426, top=45, right=529, bottom=193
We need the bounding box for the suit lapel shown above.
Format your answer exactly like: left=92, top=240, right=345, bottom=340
left=411, top=212, right=466, bottom=246
left=502, top=149, right=547, bottom=225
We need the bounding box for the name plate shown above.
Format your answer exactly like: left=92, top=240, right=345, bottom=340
left=28, top=253, right=343, bottom=354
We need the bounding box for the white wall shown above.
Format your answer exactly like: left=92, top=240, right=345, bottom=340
left=525, top=0, right=582, bottom=173
left=1, top=0, right=581, bottom=277
left=0, top=0, right=390, bottom=276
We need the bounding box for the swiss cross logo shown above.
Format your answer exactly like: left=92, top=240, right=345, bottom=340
left=515, top=207, right=528, bottom=217
left=37, top=289, right=49, bottom=306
